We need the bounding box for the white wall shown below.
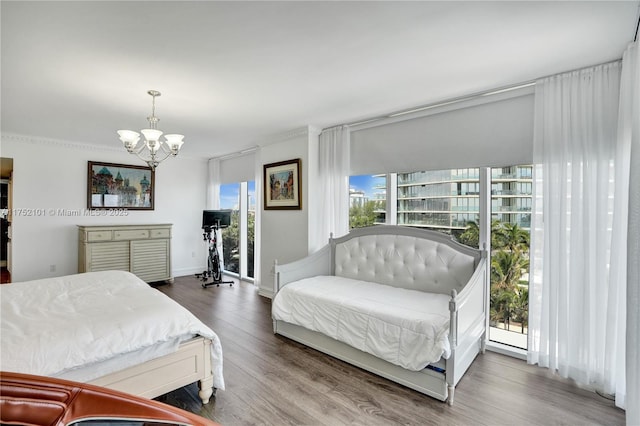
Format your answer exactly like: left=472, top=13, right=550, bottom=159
left=258, top=127, right=315, bottom=298
left=1, top=134, right=208, bottom=282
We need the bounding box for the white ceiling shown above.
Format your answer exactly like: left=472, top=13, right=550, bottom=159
left=1, top=1, right=638, bottom=159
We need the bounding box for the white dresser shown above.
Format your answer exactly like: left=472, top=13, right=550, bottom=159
left=78, top=224, right=172, bottom=283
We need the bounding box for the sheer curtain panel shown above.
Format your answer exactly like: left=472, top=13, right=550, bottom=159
left=253, top=148, right=263, bottom=289
left=207, top=158, right=221, bottom=210
left=529, top=62, right=628, bottom=409
left=621, top=41, right=640, bottom=426
left=207, top=158, right=223, bottom=269
left=309, top=126, right=350, bottom=252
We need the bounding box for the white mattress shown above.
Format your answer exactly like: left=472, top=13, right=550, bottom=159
left=0, top=270, right=225, bottom=390
left=272, top=275, right=451, bottom=371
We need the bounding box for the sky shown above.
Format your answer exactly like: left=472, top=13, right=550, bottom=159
left=350, top=174, right=384, bottom=198
left=220, top=181, right=256, bottom=210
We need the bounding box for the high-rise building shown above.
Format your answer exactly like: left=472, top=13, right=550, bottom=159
left=395, top=166, right=532, bottom=233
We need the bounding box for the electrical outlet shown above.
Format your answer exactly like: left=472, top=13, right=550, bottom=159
left=50, top=264, right=56, bottom=272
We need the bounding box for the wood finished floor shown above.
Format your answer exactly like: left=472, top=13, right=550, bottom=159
left=155, top=276, right=625, bottom=426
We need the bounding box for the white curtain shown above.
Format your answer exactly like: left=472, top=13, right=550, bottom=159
left=309, top=126, right=350, bottom=252
left=528, top=62, right=628, bottom=409
left=207, top=158, right=221, bottom=210
left=621, top=41, right=640, bottom=426
left=253, top=148, right=263, bottom=289
left=206, top=158, right=223, bottom=269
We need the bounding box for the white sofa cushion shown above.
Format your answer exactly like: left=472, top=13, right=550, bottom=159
left=334, top=234, right=475, bottom=294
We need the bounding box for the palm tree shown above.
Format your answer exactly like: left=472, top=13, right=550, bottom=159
left=490, top=287, right=515, bottom=327
left=458, top=221, right=480, bottom=248
left=491, top=249, right=529, bottom=291
left=511, top=286, right=529, bottom=333
left=459, top=219, right=513, bottom=250
left=501, top=222, right=530, bottom=252
left=490, top=247, right=529, bottom=331
left=461, top=219, right=531, bottom=334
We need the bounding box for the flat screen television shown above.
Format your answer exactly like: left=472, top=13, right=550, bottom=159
left=202, top=209, right=232, bottom=229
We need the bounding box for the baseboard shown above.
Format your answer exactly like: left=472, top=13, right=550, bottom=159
left=172, top=266, right=207, bottom=278
left=258, top=287, right=274, bottom=299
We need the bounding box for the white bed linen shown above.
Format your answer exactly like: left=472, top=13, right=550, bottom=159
left=0, top=271, right=224, bottom=390
left=272, top=275, right=451, bottom=371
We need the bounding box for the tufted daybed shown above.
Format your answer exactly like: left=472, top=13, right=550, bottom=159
left=272, top=225, right=488, bottom=405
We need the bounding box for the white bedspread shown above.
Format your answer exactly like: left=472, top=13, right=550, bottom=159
left=272, top=275, right=451, bottom=371
left=0, top=271, right=224, bottom=390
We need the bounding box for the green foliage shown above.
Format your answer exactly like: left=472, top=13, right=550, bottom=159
left=459, top=219, right=531, bottom=334
left=221, top=210, right=255, bottom=277
left=458, top=219, right=523, bottom=250
left=349, top=200, right=382, bottom=229
left=457, top=221, right=480, bottom=248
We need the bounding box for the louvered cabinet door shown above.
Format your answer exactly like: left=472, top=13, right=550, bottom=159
left=131, top=239, right=170, bottom=283
left=87, top=241, right=130, bottom=272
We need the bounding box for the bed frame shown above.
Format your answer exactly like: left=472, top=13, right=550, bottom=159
left=89, top=336, right=215, bottom=404
left=273, top=225, right=488, bottom=405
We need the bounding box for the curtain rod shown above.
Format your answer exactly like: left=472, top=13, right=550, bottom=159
left=321, top=81, right=535, bottom=132
left=321, top=58, right=623, bottom=133
left=210, top=146, right=257, bottom=161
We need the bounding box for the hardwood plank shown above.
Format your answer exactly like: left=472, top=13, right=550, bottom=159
left=155, top=276, right=625, bottom=425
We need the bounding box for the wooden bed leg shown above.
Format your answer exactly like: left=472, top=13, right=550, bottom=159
left=447, top=385, right=455, bottom=406
left=198, top=377, right=215, bottom=404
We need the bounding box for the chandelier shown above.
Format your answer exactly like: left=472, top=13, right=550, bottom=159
left=117, top=90, right=184, bottom=170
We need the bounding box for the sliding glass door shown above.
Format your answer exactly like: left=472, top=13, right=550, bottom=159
left=219, top=181, right=255, bottom=281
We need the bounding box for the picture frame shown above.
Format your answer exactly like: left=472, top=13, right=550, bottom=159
left=87, top=161, right=155, bottom=210
left=264, top=158, right=301, bottom=210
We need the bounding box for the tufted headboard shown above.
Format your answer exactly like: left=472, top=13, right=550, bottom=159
left=331, top=226, right=480, bottom=295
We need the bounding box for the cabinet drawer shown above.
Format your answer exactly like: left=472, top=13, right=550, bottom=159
left=114, top=229, right=150, bottom=240
left=87, top=231, right=112, bottom=242
left=150, top=228, right=170, bottom=239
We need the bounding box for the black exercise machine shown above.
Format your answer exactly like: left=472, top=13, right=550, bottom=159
left=195, top=210, right=234, bottom=288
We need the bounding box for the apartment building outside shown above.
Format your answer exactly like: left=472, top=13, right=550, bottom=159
left=395, top=166, right=532, bottom=234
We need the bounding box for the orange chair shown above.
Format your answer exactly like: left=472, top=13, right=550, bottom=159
left=0, top=371, right=220, bottom=426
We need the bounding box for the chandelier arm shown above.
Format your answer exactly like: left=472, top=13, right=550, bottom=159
left=158, top=142, right=171, bottom=155
left=152, top=149, right=174, bottom=164
left=130, top=144, right=148, bottom=156
left=131, top=149, right=158, bottom=166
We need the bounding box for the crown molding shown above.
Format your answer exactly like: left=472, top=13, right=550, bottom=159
left=260, top=125, right=320, bottom=146
left=1, top=133, right=123, bottom=152
left=0, top=132, right=205, bottom=162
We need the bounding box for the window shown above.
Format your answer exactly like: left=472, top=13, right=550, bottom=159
left=220, top=183, right=240, bottom=274
left=396, top=169, right=480, bottom=239
left=349, top=165, right=532, bottom=349
left=219, top=181, right=255, bottom=281
left=489, top=165, right=531, bottom=349
left=349, top=174, right=386, bottom=228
